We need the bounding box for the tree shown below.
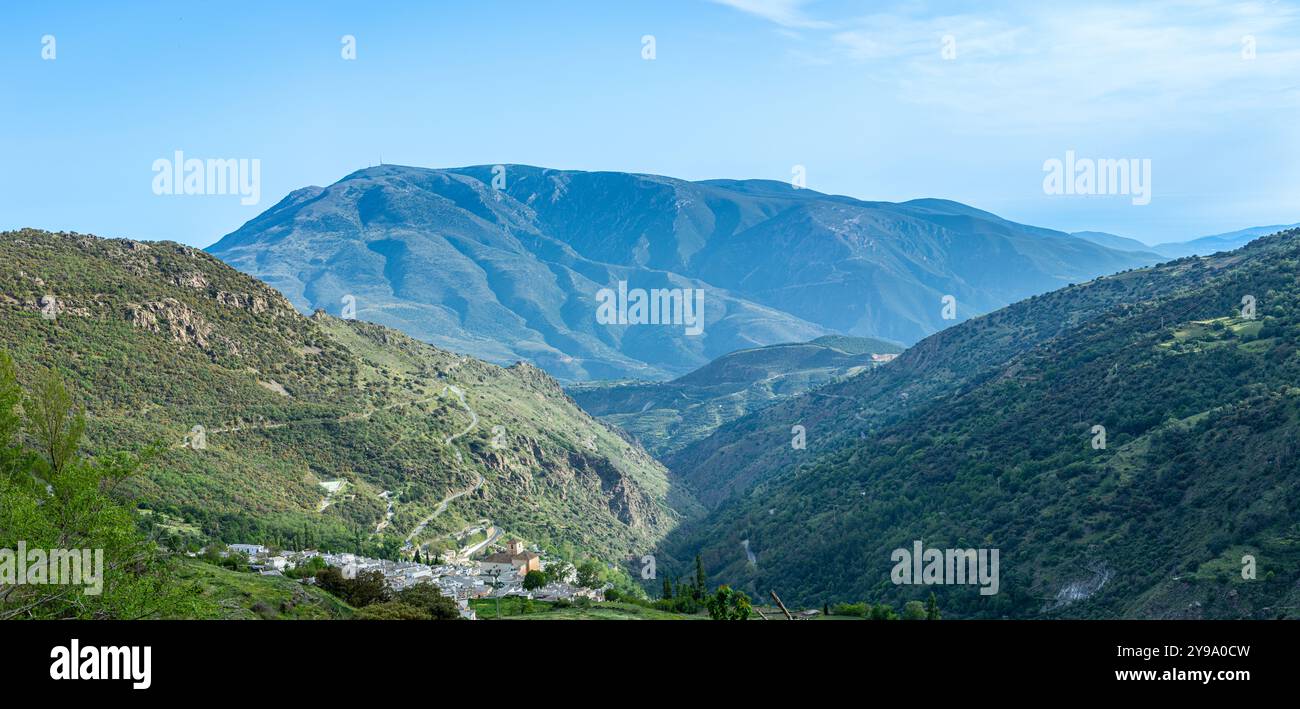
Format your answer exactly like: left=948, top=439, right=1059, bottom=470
left=523, top=569, right=546, bottom=591
left=349, top=570, right=390, bottom=607
left=314, top=567, right=390, bottom=608
left=395, top=583, right=460, bottom=620
left=0, top=358, right=205, bottom=620
left=705, top=585, right=751, bottom=621
left=693, top=554, right=707, bottom=600
left=869, top=603, right=898, bottom=621
left=484, top=568, right=505, bottom=618
left=662, top=577, right=673, bottom=600
left=543, top=560, right=572, bottom=586
left=576, top=560, right=602, bottom=589
left=925, top=592, right=941, bottom=620
left=903, top=600, right=927, bottom=620
left=23, top=368, right=85, bottom=480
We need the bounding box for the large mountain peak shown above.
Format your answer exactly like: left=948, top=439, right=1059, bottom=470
left=208, top=164, right=1158, bottom=381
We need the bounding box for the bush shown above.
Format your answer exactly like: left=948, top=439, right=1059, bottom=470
left=831, top=602, right=869, bottom=618
left=394, top=583, right=460, bottom=620
left=315, top=567, right=391, bottom=608
left=355, top=602, right=430, bottom=620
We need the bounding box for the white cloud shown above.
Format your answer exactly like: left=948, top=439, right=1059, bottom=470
left=725, top=0, right=1300, bottom=128
left=707, top=0, right=832, bottom=29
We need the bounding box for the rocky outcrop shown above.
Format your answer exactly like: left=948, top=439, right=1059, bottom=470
left=124, top=298, right=215, bottom=349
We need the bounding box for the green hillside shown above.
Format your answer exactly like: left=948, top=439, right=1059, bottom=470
left=661, top=228, right=1300, bottom=618
left=172, top=557, right=355, bottom=619
left=0, top=229, right=685, bottom=564
left=569, top=336, right=903, bottom=458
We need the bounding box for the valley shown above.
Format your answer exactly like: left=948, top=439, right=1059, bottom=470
left=5, top=195, right=1297, bottom=622
left=0, top=228, right=680, bottom=571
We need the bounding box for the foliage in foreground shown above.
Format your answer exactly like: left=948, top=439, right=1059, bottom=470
left=0, top=353, right=209, bottom=619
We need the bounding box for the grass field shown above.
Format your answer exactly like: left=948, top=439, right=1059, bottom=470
left=171, top=558, right=355, bottom=620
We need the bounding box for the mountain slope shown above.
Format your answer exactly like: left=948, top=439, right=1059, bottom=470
left=661, top=227, right=1300, bottom=618
left=1152, top=223, right=1300, bottom=259
left=568, top=336, right=903, bottom=458
left=0, top=228, right=687, bottom=562
left=208, top=164, right=1157, bottom=380
left=1075, top=223, right=1300, bottom=259
left=1071, top=230, right=1158, bottom=254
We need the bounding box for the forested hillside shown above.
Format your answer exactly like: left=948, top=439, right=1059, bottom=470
left=662, top=228, right=1300, bottom=618
left=0, top=229, right=686, bottom=563
left=570, top=336, right=902, bottom=457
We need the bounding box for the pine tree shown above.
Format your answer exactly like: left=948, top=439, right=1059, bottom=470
left=694, top=554, right=706, bottom=600
left=662, top=577, right=673, bottom=600
left=926, top=592, right=941, bottom=620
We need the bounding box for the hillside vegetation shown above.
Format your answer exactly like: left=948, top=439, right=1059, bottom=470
left=662, top=228, right=1300, bottom=618
left=569, top=336, right=902, bottom=457
left=0, top=229, right=685, bottom=564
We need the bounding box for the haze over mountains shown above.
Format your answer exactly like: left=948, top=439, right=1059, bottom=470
left=1074, top=223, right=1300, bottom=259
left=208, top=164, right=1159, bottom=381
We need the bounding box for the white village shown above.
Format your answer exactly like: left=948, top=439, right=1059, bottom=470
left=218, top=536, right=606, bottom=620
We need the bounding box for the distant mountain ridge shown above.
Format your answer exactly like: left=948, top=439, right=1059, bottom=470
left=208, top=164, right=1158, bottom=381
left=568, top=335, right=903, bottom=458
left=1074, top=223, right=1300, bottom=259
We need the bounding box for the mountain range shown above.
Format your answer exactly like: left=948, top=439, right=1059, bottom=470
left=1074, top=223, right=1300, bottom=259
left=208, top=164, right=1159, bottom=381
left=10, top=164, right=1299, bottom=619
left=658, top=227, right=1300, bottom=618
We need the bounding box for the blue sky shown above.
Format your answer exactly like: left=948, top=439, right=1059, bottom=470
left=1, top=0, right=1298, bottom=247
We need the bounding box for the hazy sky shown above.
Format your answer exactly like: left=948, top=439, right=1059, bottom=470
left=2, top=0, right=1297, bottom=247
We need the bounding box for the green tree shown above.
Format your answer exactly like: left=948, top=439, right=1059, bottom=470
left=693, top=553, right=707, bottom=599
left=869, top=603, right=898, bottom=621
left=925, top=592, right=941, bottom=620
left=576, top=560, right=602, bottom=589
left=903, top=600, right=927, bottom=620
left=662, top=577, right=673, bottom=600
left=523, top=569, right=546, bottom=591
left=484, top=568, right=505, bottom=618
left=314, top=567, right=390, bottom=608
left=394, top=583, right=460, bottom=619
left=543, top=560, right=571, bottom=585
left=705, top=585, right=752, bottom=621
left=0, top=359, right=207, bottom=620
